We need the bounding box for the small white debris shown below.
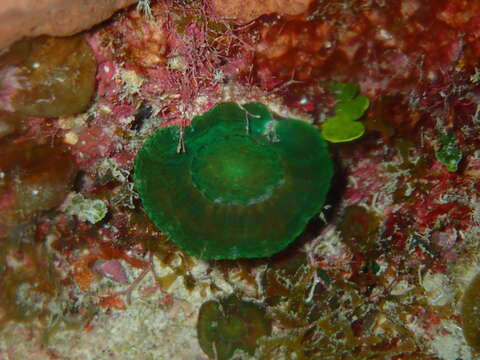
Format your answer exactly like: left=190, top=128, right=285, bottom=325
left=390, top=279, right=415, bottom=296
left=421, top=271, right=455, bottom=307
left=64, top=131, right=79, bottom=145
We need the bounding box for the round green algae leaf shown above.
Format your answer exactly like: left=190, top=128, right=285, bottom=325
left=134, top=102, right=334, bottom=259
left=322, top=115, right=365, bottom=143
left=197, top=295, right=271, bottom=359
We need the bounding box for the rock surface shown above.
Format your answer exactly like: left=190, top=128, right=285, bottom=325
left=0, top=0, right=315, bottom=50
left=0, top=0, right=137, bottom=49
left=210, top=0, right=314, bottom=23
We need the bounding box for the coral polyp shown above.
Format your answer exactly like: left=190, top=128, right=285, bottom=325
left=134, top=102, right=333, bottom=259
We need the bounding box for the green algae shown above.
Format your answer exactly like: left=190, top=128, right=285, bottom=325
left=0, top=111, right=24, bottom=139
left=197, top=295, right=271, bottom=360
left=435, top=134, right=462, bottom=172
left=0, top=141, right=77, bottom=228
left=134, top=102, right=334, bottom=259
left=0, top=35, right=96, bottom=117
left=461, top=272, right=480, bottom=351
left=0, top=234, right=95, bottom=340
left=0, top=234, right=60, bottom=326
left=67, top=193, right=108, bottom=224
left=321, top=82, right=370, bottom=143
left=340, top=205, right=380, bottom=253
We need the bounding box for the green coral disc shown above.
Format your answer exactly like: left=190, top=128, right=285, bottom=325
left=134, top=102, right=334, bottom=259
left=191, top=135, right=284, bottom=205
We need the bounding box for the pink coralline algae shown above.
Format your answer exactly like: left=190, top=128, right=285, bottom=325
left=93, top=259, right=130, bottom=285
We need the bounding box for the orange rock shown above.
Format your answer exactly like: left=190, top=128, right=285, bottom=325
left=0, top=0, right=137, bottom=49
left=210, top=0, right=314, bottom=23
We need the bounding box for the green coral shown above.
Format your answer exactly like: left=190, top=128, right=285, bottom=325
left=134, top=102, right=333, bottom=259
left=321, top=82, right=370, bottom=143
left=435, top=134, right=462, bottom=172
left=67, top=193, right=108, bottom=224
left=197, top=295, right=272, bottom=360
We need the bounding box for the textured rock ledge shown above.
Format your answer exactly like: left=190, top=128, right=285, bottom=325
left=210, top=0, right=314, bottom=23
left=0, top=0, right=137, bottom=49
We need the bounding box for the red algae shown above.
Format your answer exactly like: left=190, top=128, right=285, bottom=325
left=91, top=1, right=256, bottom=127
left=253, top=0, right=476, bottom=133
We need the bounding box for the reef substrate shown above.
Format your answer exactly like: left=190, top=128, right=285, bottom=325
left=1, top=1, right=480, bottom=359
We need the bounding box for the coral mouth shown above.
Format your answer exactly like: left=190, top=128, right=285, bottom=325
left=190, top=135, right=284, bottom=205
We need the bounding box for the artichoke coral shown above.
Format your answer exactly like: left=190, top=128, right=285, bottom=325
left=134, top=102, right=333, bottom=259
